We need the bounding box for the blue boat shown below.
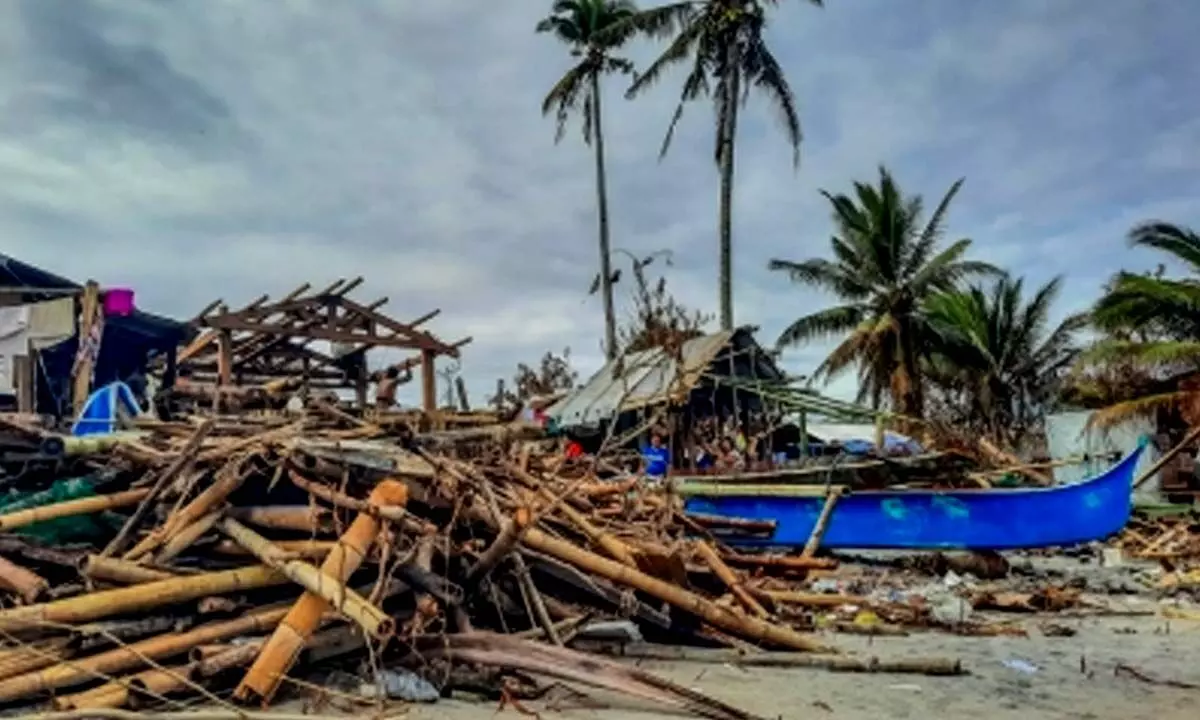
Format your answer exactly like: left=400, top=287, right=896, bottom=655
left=681, top=444, right=1145, bottom=550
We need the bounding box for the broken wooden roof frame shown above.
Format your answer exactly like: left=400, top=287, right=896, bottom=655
left=177, top=277, right=472, bottom=411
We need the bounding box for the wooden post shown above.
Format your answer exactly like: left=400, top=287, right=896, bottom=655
left=72, top=281, right=100, bottom=414
left=13, top=355, right=33, bottom=413
left=420, top=348, right=436, bottom=412
left=801, top=487, right=843, bottom=559
left=1135, top=424, right=1200, bottom=490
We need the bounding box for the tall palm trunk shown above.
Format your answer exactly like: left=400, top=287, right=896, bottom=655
left=897, top=321, right=925, bottom=419
left=717, top=67, right=740, bottom=331
left=590, top=69, right=618, bottom=359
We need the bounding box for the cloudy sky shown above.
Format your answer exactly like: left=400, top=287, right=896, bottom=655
left=3, top=0, right=1198, bottom=406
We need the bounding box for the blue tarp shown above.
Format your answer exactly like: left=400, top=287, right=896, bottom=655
left=72, top=381, right=142, bottom=436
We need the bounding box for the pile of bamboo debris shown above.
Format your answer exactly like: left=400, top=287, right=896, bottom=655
left=0, top=410, right=962, bottom=718
left=1112, top=511, right=1200, bottom=592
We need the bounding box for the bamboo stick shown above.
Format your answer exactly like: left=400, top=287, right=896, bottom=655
left=692, top=542, right=768, bottom=619
left=124, top=458, right=249, bottom=561
left=80, top=556, right=178, bottom=585
left=502, top=462, right=638, bottom=567
left=235, top=478, right=407, bottom=704
left=0, top=555, right=48, bottom=603
left=465, top=507, right=532, bottom=584
left=801, top=487, right=843, bottom=559
left=154, top=511, right=223, bottom=565
left=217, top=518, right=392, bottom=637
left=0, top=490, right=150, bottom=533
left=287, top=470, right=434, bottom=535
left=0, top=638, right=74, bottom=682
left=604, top=644, right=964, bottom=676
left=0, top=565, right=286, bottom=631
left=721, top=553, right=838, bottom=572
left=508, top=511, right=835, bottom=653
left=757, top=591, right=870, bottom=608
left=227, top=505, right=333, bottom=533
left=210, top=539, right=335, bottom=559
left=1135, top=425, right=1200, bottom=489
left=53, top=663, right=196, bottom=711
left=101, top=420, right=212, bottom=558
left=0, top=603, right=290, bottom=701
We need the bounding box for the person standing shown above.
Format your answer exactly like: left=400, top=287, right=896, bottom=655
left=641, top=431, right=671, bottom=482
left=371, top=366, right=410, bottom=410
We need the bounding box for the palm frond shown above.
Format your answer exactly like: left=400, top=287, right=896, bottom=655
left=1128, top=221, right=1200, bottom=273
left=774, top=304, right=865, bottom=349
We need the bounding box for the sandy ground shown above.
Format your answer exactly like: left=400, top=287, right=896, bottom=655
left=396, top=612, right=1200, bottom=720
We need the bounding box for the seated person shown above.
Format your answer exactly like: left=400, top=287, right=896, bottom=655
left=714, top=438, right=745, bottom=472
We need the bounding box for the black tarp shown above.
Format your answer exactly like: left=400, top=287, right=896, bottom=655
left=0, top=254, right=191, bottom=418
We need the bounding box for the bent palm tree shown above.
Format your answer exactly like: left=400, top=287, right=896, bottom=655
left=538, top=0, right=639, bottom=360
left=624, top=0, right=824, bottom=331
left=768, top=166, right=996, bottom=417
left=925, top=275, right=1086, bottom=444
left=1075, top=221, right=1200, bottom=428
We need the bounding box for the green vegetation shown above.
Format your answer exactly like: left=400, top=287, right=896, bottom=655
left=535, top=1, right=1191, bottom=445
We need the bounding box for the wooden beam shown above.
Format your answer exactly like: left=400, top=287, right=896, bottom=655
left=421, top=348, right=437, bottom=412
left=72, top=281, right=101, bottom=415
left=201, top=316, right=430, bottom=348
left=217, top=329, right=234, bottom=387
left=338, top=298, right=458, bottom=355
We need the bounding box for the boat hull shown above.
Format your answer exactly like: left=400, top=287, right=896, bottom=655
left=682, top=445, right=1144, bottom=550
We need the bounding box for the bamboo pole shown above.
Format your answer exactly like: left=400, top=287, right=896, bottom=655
left=124, top=458, right=249, bottom=561
left=0, top=490, right=150, bottom=533
left=217, top=518, right=392, bottom=637
left=605, top=644, right=964, bottom=676
left=53, top=663, right=196, bottom=711
left=80, top=556, right=178, bottom=585
left=210, top=539, right=335, bottom=559
left=0, top=603, right=290, bottom=701
left=154, top=511, right=223, bottom=565
left=502, top=462, right=638, bottom=567
left=692, top=542, right=768, bottom=619
left=235, top=478, right=407, bottom=705
left=0, top=565, right=286, bottom=632
left=508, top=511, right=835, bottom=652
left=102, top=421, right=213, bottom=558
left=228, top=505, right=333, bottom=533
left=287, top=470, right=434, bottom=535
left=801, top=487, right=843, bottom=559
left=720, top=553, right=838, bottom=572
left=0, top=555, right=48, bottom=604
left=464, top=507, right=532, bottom=584
left=0, top=638, right=74, bottom=682
left=1135, top=425, right=1200, bottom=489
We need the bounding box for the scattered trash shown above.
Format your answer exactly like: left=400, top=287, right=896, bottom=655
left=1002, top=659, right=1039, bottom=674
left=362, top=668, right=441, bottom=703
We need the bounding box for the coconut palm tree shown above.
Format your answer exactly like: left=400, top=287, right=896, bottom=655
left=538, top=0, right=640, bottom=360
left=767, top=166, right=997, bottom=417
left=621, top=0, right=824, bottom=331
left=1072, top=221, right=1200, bottom=428
left=924, top=275, right=1086, bottom=445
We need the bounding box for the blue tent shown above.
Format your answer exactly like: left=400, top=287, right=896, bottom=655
left=72, top=381, right=143, bottom=436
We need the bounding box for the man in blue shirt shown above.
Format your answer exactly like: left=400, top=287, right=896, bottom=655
left=642, top=432, right=671, bottom=481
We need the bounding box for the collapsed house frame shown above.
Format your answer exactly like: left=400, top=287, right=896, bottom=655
left=176, top=277, right=471, bottom=412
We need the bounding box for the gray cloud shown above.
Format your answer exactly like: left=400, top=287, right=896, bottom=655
left=1, top=0, right=1198, bottom=404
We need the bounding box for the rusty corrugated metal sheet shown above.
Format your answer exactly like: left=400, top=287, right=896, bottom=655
left=547, top=330, right=736, bottom=427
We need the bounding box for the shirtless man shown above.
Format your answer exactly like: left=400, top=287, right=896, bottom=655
left=371, top=366, right=411, bottom=410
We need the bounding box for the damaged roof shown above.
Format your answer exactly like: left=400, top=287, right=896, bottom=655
left=548, top=328, right=780, bottom=427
